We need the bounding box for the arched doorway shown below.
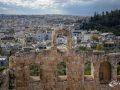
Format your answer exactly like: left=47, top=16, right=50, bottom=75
left=99, top=61, right=111, bottom=84
left=56, top=62, right=67, bottom=81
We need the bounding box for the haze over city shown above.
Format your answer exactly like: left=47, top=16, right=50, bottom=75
left=0, top=0, right=120, bottom=16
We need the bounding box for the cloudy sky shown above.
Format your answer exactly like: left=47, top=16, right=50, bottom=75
left=0, top=0, right=120, bottom=16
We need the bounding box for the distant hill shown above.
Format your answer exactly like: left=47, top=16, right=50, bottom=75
left=81, top=10, right=120, bottom=35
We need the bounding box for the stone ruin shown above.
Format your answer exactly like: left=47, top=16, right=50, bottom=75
left=8, top=28, right=120, bottom=90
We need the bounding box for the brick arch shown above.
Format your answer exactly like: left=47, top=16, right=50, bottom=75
left=99, top=61, right=111, bottom=84
left=52, top=28, right=72, bottom=50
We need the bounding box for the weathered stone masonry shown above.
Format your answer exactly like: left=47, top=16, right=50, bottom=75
left=9, top=29, right=120, bottom=90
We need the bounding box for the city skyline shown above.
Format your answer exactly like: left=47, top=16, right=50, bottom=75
left=0, top=0, right=120, bottom=16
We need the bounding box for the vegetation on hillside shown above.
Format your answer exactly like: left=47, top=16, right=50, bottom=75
left=81, top=10, right=120, bottom=36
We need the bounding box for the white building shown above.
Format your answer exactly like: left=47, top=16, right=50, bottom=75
left=81, top=31, right=91, bottom=42
left=72, top=29, right=82, bottom=43
left=32, top=31, right=51, bottom=42
left=100, top=33, right=115, bottom=41
left=0, top=56, right=7, bottom=66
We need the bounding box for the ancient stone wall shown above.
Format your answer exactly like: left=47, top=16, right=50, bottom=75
left=9, top=28, right=120, bottom=90
left=0, top=70, right=9, bottom=90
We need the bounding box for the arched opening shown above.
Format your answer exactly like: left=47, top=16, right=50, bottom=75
left=52, top=29, right=72, bottom=50
left=99, top=61, right=111, bottom=84
left=84, top=61, right=94, bottom=81
left=57, top=34, right=67, bottom=48
left=29, top=63, right=40, bottom=81
left=117, top=62, right=120, bottom=81
left=57, top=62, right=67, bottom=81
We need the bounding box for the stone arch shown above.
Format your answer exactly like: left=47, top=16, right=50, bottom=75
left=23, top=57, right=42, bottom=82
left=11, top=55, right=42, bottom=90
left=56, top=61, right=67, bottom=81
left=52, top=28, right=72, bottom=50
left=99, top=61, right=111, bottom=84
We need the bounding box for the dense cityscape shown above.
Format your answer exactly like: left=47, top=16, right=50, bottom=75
left=0, top=0, right=120, bottom=89
left=0, top=13, right=120, bottom=90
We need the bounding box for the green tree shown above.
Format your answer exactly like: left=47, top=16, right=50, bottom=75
left=57, top=62, right=66, bottom=75
left=29, top=63, right=39, bottom=76
left=81, top=10, right=120, bottom=36
left=96, top=44, right=103, bottom=50
left=91, top=35, right=99, bottom=41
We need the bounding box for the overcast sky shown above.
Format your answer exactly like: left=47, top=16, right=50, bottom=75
left=0, top=0, right=120, bottom=16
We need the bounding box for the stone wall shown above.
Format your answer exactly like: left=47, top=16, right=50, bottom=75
left=0, top=70, right=9, bottom=90
left=8, top=28, right=120, bottom=90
